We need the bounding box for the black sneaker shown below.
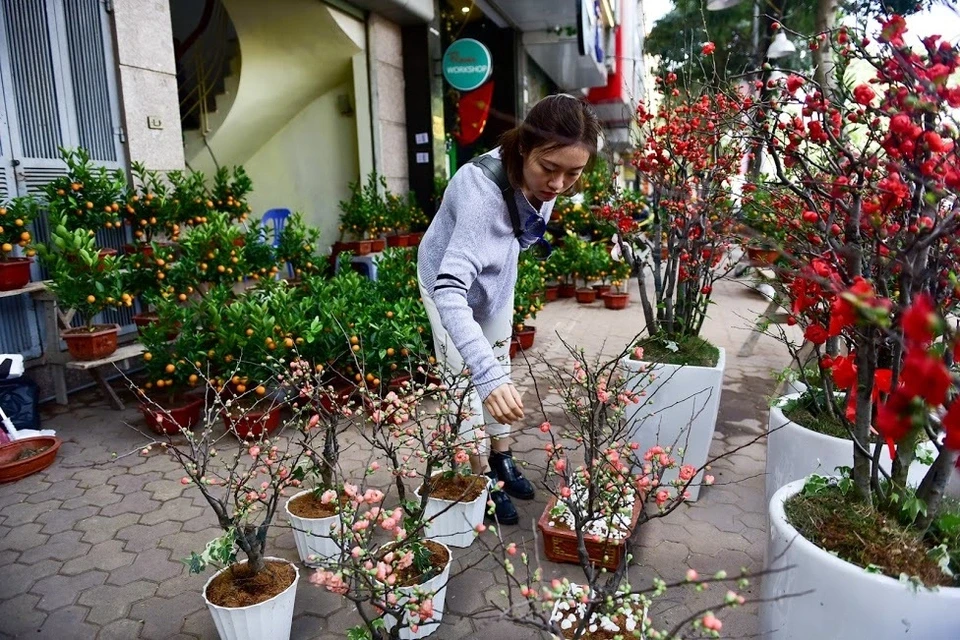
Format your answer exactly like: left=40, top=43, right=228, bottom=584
left=485, top=472, right=519, bottom=525
left=489, top=450, right=535, bottom=500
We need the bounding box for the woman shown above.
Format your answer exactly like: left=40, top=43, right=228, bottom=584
left=417, top=94, right=602, bottom=524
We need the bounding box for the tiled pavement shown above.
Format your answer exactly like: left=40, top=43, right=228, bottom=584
left=0, top=274, right=794, bottom=639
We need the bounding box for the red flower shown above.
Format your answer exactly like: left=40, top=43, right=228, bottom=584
left=701, top=42, right=716, bottom=55
left=901, top=293, right=936, bottom=345
left=804, top=324, right=829, bottom=345
left=786, top=75, right=805, bottom=94
left=853, top=84, right=876, bottom=106
left=875, top=389, right=916, bottom=459
left=900, top=348, right=951, bottom=407
left=832, top=355, right=857, bottom=390
left=944, top=399, right=960, bottom=451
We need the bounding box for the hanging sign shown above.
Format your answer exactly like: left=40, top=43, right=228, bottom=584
left=442, top=38, right=493, bottom=92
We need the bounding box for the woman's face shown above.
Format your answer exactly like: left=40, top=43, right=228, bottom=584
left=521, top=144, right=591, bottom=203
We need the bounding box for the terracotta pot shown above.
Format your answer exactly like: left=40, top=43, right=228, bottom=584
left=354, top=240, right=372, bottom=256
left=223, top=404, right=282, bottom=440
left=514, top=326, right=536, bottom=351
left=62, top=324, right=120, bottom=361
left=232, top=237, right=246, bottom=248
left=592, top=284, right=611, bottom=298
left=558, top=283, right=577, bottom=298
left=387, top=233, right=410, bottom=248
left=133, top=313, right=180, bottom=341
left=575, top=288, right=597, bottom=304
left=604, top=292, right=629, bottom=310
left=0, top=436, right=62, bottom=484
left=538, top=495, right=643, bottom=570
left=388, top=372, right=412, bottom=392
left=407, top=232, right=424, bottom=246
left=544, top=284, right=559, bottom=302
left=509, top=337, right=520, bottom=360
left=747, top=247, right=779, bottom=266
left=139, top=395, right=204, bottom=435
left=124, top=243, right=154, bottom=258
left=0, top=258, right=32, bottom=291
left=370, top=237, right=386, bottom=253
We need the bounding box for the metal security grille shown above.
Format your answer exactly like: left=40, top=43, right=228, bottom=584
left=2, top=0, right=65, bottom=159
left=0, top=0, right=128, bottom=358
left=64, top=0, right=116, bottom=162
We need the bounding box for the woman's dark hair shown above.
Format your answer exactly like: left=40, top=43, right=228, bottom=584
left=499, top=94, right=603, bottom=192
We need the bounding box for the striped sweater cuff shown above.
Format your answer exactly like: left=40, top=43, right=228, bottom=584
left=474, top=369, right=511, bottom=401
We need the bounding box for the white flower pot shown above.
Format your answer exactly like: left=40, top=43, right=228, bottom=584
left=760, top=478, right=960, bottom=639
left=382, top=541, right=452, bottom=640
left=284, top=490, right=340, bottom=565
left=623, top=348, right=726, bottom=501
left=766, top=394, right=932, bottom=505
left=414, top=475, right=488, bottom=548
left=202, top=557, right=300, bottom=640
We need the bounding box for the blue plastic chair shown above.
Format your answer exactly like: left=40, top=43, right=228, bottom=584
left=259, top=208, right=292, bottom=277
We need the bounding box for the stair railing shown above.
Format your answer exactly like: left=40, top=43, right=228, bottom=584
left=177, top=0, right=234, bottom=136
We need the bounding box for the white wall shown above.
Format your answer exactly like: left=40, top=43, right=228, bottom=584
left=243, top=82, right=360, bottom=251
left=369, top=14, right=409, bottom=194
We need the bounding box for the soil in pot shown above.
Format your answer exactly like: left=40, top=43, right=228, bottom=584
left=287, top=490, right=343, bottom=519
left=421, top=474, right=487, bottom=502
left=630, top=334, right=719, bottom=368
left=779, top=391, right=857, bottom=440
left=385, top=539, right=450, bottom=587
left=0, top=437, right=62, bottom=483
left=206, top=559, right=297, bottom=608
left=784, top=484, right=957, bottom=587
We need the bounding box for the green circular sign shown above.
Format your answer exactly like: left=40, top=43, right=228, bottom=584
left=442, top=39, right=493, bottom=92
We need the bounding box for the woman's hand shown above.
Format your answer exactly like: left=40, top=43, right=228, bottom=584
left=484, top=383, right=525, bottom=424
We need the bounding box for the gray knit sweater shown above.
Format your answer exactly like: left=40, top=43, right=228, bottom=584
left=418, top=148, right=555, bottom=399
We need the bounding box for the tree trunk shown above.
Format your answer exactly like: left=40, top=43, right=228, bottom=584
left=813, top=0, right=839, bottom=101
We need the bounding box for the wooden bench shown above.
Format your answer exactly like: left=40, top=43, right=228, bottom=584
left=64, top=342, right=145, bottom=410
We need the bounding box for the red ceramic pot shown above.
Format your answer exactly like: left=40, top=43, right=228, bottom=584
left=575, top=288, right=597, bottom=304
left=514, top=326, right=536, bottom=351
left=224, top=404, right=282, bottom=440
left=0, top=258, right=32, bottom=291
left=0, top=437, right=62, bottom=484
left=370, top=238, right=386, bottom=253
left=544, top=284, right=559, bottom=302
left=604, top=292, right=629, bottom=310
left=139, top=395, right=205, bottom=435
left=558, top=283, right=577, bottom=298
left=509, top=337, right=520, bottom=360
left=62, top=324, right=120, bottom=361
left=387, top=234, right=410, bottom=248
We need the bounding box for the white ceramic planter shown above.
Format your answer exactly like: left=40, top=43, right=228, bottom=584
left=382, top=541, right=452, bottom=640
left=766, top=394, right=932, bottom=505
left=414, top=475, right=488, bottom=548
left=760, top=478, right=960, bottom=639
left=202, top=557, right=300, bottom=640
left=623, top=348, right=726, bottom=501
left=284, top=490, right=340, bottom=565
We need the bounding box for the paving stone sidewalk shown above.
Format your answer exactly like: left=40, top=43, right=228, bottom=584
left=0, top=275, right=793, bottom=639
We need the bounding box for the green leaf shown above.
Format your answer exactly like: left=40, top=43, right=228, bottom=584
left=347, top=627, right=372, bottom=640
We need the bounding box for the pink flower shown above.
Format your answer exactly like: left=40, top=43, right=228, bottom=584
left=249, top=446, right=261, bottom=458
left=679, top=465, right=697, bottom=481
left=369, top=461, right=380, bottom=472
left=475, top=523, right=486, bottom=533
left=597, top=389, right=611, bottom=403
left=363, top=488, right=384, bottom=504
left=454, top=450, right=469, bottom=465
left=320, top=489, right=338, bottom=505
left=704, top=474, right=715, bottom=485
left=539, top=421, right=551, bottom=433
left=633, top=347, right=645, bottom=360
left=554, top=459, right=567, bottom=473
left=560, top=486, right=572, bottom=499
left=686, top=569, right=699, bottom=581
left=181, top=477, right=190, bottom=485
left=307, top=414, right=320, bottom=430
left=702, top=613, right=722, bottom=632
left=701, top=41, right=716, bottom=55
left=418, top=599, right=434, bottom=621
left=655, top=490, right=670, bottom=506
